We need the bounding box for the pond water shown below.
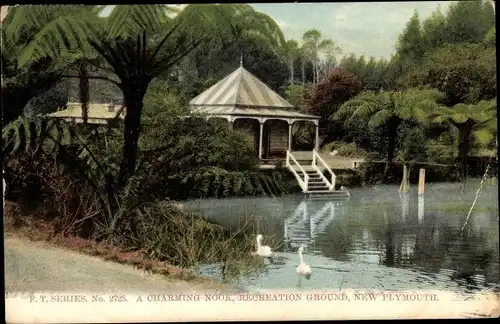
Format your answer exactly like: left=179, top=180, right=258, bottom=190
left=183, top=180, right=499, bottom=294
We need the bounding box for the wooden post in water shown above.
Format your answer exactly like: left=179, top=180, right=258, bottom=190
left=399, top=164, right=409, bottom=193
left=399, top=164, right=410, bottom=222
left=418, top=168, right=425, bottom=224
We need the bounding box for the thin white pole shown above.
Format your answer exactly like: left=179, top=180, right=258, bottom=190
left=258, top=122, right=264, bottom=159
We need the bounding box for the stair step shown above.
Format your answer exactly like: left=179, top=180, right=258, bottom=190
left=304, top=189, right=347, bottom=194
left=306, top=185, right=333, bottom=193
left=304, top=190, right=350, bottom=201
left=308, top=185, right=329, bottom=189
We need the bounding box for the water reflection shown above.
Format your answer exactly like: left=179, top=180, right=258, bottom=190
left=184, top=182, right=499, bottom=292
left=283, top=201, right=338, bottom=251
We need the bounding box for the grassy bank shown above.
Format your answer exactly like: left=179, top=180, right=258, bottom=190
left=3, top=199, right=266, bottom=284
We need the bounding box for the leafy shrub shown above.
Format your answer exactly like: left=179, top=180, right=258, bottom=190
left=164, top=167, right=299, bottom=200
left=306, top=68, right=363, bottom=119
left=321, top=141, right=369, bottom=158
left=5, top=152, right=101, bottom=238
left=284, top=83, right=308, bottom=111
left=397, top=127, right=429, bottom=162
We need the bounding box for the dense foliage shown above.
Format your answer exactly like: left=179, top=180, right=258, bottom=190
left=1, top=1, right=497, bottom=269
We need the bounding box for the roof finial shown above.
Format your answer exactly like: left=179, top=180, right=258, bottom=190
left=240, top=53, right=243, bottom=67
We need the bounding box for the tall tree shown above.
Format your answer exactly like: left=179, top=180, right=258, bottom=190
left=316, top=38, right=341, bottom=81
left=301, top=29, right=340, bottom=85
left=444, top=0, right=495, bottom=45
left=396, top=10, right=426, bottom=71
left=421, top=5, right=447, bottom=51
left=282, top=39, right=300, bottom=84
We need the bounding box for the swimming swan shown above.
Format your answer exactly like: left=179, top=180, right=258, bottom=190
left=255, top=234, right=273, bottom=258
left=296, top=245, right=312, bottom=280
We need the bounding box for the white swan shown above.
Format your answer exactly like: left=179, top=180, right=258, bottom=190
left=255, top=234, right=273, bottom=258
left=296, top=245, right=312, bottom=280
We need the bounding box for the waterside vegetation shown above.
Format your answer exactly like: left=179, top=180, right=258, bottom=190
left=1, top=2, right=496, bottom=281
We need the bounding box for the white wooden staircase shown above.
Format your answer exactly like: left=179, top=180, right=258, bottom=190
left=286, top=150, right=350, bottom=200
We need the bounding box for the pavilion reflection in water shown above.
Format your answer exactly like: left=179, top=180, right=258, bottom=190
left=280, top=195, right=432, bottom=267
left=283, top=200, right=341, bottom=250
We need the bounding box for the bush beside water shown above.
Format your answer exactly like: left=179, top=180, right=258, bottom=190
left=3, top=149, right=277, bottom=281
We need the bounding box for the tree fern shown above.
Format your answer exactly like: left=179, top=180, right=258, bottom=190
left=335, top=88, right=443, bottom=182
left=423, top=98, right=497, bottom=180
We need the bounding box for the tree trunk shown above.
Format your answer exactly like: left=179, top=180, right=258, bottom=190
left=78, top=63, right=90, bottom=124
left=289, top=58, right=294, bottom=84
left=382, top=120, right=400, bottom=183
left=301, top=61, right=305, bottom=85
left=313, top=59, right=317, bottom=85
left=118, top=88, right=147, bottom=187
left=314, top=58, right=318, bottom=85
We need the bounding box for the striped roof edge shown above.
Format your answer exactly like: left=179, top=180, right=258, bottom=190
left=48, top=102, right=126, bottom=120
left=189, top=66, right=293, bottom=109
left=191, top=106, right=320, bottom=120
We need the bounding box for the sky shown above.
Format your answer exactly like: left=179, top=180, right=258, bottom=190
left=101, top=2, right=457, bottom=60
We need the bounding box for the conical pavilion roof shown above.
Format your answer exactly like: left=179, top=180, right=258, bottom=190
left=189, top=66, right=293, bottom=109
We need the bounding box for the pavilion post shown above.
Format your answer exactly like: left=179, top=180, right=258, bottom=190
left=258, top=122, right=264, bottom=159
left=314, top=124, right=319, bottom=151
left=288, top=123, right=293, bottom=151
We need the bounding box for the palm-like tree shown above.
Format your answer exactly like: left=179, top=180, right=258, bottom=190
left=3, top=5, right=106, bottom=124
left=5, top=4, right=286, bottom=186
left=1, top=6, right=100, bottom=124
left=333, top=88, right=442, bottom=182
left=427, top=99, right=497, bottom=181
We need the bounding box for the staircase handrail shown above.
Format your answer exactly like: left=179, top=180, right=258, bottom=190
left=312, top=149, right=336, bottom=190
left=286, top=150, right=309, bottom=191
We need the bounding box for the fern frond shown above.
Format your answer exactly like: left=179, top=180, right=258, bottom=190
left=17, top=14, right=101, bottom=67
left=368, top=110, right=393, bottom=128
left=106, top=5, right=171, bottom=39
left=473, top=128, right=495, bottom=145
left=4, top=5, right=96, bottom=44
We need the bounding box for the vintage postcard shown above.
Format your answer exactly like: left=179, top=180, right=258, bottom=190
left=2, top=2, right=499, bottom=322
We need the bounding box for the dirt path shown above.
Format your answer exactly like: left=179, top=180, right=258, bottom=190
left=4, top=235, right=234, bottom=294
